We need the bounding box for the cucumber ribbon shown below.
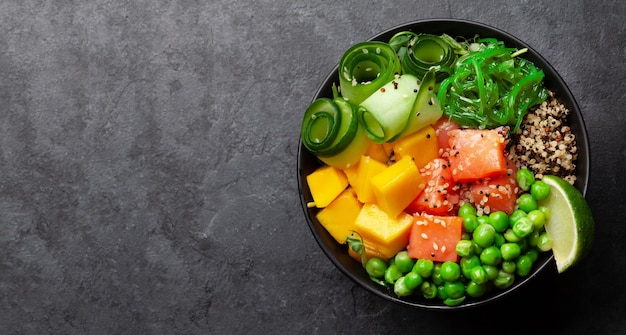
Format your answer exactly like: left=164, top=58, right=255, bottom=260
left=389, top=32, right=464, bottom=82
left=338, top=41, right=402, bottom=105
left=300, top=97, right=369, bottom=169
left=357, top=69, right=443, bottom=143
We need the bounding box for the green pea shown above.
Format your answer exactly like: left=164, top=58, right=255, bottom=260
left=384, top=263, right=402, bottom=284
left=473, top=223, right=496, bottom=248
left=394, top=251, right=415, bottom=274
left=537, top=232, right=553, bottom=252
left=509, top=209, right=527, bottom=226
left=493, top=270, right=515, bottom=289
left=516, top=168, right=535, bottom=191
left=420, top=281, right=437, bottom=299
left=476, top=215, right=490, bottom=226
left=444, top=281, right=465, bottom=299
left=456, top=240, right=474, bottom=258
left=460, top=255, right=481, bottom=279
left=530, top=180, right=550, bottom=201
left=500, top=242, right=521, bottom=261
left=412, top=259, right=434, bottom=278
left=365, top=258, right=388, bottom=278
left=489, top=211, right=510, bottom=233
left=503, top=228, right=522, bottom=242
left=404, top=272, right=423, bottom=290
left=437, top=285, right=448, bottom=300
left=516, top=255, right=533, bottom=277
left=471, top=240, right=484, bottom=255
left=494, top=232, right=505, bottom=247
left=480, top=246, right=502, bottom=266
left=513, top=217, right=534, bottom=238
left=528, top=229, right=541, bottom=247
left=525, top=249, right=539, bottom=262
left=431, top=263, right=444, bottom=286
left=502, top=260, right=516, bottom=274
left=483, top=264, right=499, bottom=280
left=539, top=206, right=551, bottom=221
left=527, top=209, right=546, bottom=230
left=440, top=261, right=461, bottom=282
left=517, top=193, right=538, bottom=213
left=463, top=215, right=479, bottom=233
left=444, top=296, right=466, bottom=307
left=394, top=276, right=412, bottom=297
left=516, top=238, right=528, bottom=253
left=458, top=202, right=477, bottom=218
left=466, top=281, right=487, bottom=298
left=470, top=265, right=488, bottom=285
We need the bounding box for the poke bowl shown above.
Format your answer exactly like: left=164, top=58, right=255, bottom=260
left=297, top=19, right=590, bottom=310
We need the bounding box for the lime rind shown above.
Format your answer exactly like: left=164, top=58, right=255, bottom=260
left=540, top=175, right=595, bottom=273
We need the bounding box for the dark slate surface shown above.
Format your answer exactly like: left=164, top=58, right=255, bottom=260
left=1, top=1, right=624, bottom=334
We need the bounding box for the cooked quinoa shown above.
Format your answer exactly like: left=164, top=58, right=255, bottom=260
left=509, top=91, right=578, bottom=185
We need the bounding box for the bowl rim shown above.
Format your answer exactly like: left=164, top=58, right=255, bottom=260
left=297, top=18, right=590, bottom=310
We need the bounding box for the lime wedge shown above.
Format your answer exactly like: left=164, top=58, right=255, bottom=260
left=540, top=175, right=595, bottom=273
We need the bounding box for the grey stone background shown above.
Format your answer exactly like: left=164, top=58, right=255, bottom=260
left=0, top=0, right=624, bottom=334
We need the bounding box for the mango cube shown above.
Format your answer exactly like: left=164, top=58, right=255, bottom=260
left=306, top=165, right=348, bottom=208
left=371, top=155, right=425, bottom=217
left=316, top=188, right=362, bottom=244
left=392, top=125, right=439, bottom=169
left=354, top=203, right=414, bottom=259
left=363, top=140, right=390, bottom=164
left=353, top=155, right=387, bottom=203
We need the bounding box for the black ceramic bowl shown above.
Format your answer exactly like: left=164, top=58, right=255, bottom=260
left=297, top=19, right=590, bottom=310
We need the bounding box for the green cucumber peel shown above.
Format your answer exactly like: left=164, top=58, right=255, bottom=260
left=357, top=74, right=420, bottom=143
left=338, top=41, right=402, bottom=105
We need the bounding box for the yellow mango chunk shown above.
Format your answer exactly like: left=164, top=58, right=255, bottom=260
left=306, top=165, right=348, bottom=208
left=371, top=155, right=425, bottom=217
left=342, top=163, right=359, bottom=189
left=353, top=155, right=387, bottom=203
left=392, top=125, right=439, bottom=169
left=354, top=203, right=414, bottom=259
left=316, top=188, right=362, bottom=244
left=363, top=140, right=390, bottom=164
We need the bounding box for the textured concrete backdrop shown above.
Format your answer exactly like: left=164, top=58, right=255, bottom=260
left=0, top=0, right=624, bottom=334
